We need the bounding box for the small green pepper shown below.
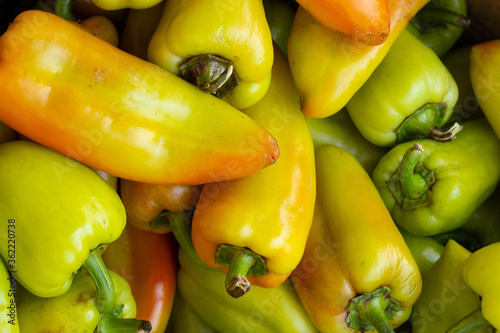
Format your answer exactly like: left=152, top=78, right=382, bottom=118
left=262, top=0, right=296, bottom=57
left=372, top=118, right=500, bottom=236
left=406, top=0, right=470, bottom=57
left=399, top=227, right=444, bottom=277
left=346, top=29, right=459, bottom=147
left=0, top=259, right=19, bottom=333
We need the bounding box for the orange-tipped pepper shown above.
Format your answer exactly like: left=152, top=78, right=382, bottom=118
left=292, top=144, right=422, bottom=332
left=191, top=45, right=316, bottom=297
left=0, top=10, right=279, bottom=186
left=295, top=0, right=391, bottom=46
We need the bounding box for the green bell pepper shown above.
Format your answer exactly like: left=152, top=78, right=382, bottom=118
left=346, top=29, right=459, bottom=147
left=177, top=246, right=319, bottom=333
left=406, top=0, right=470, bottom=58
left=399, top=227, right=444, bottom=277
left=411, top=240, right=488, bottom=333
left=0, top=140, right=126, bottom=310
left=165, top=290, right=218, bottom=333
left=372, top=118, right=500, bottom=236
left=262, top=0, right=296, bottom=57
left=17, top=268, right=149, bottom=332
left=306, top=108, right=388, bottom=174
left=0, top=259, right=18, bottom=333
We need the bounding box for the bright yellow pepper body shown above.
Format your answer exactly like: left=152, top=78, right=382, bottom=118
left=148, top=0, right=274, bottom=110
left=90, top=0, right=163, bottom=10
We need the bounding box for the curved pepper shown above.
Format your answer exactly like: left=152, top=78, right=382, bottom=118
left=119, top=2, right=165, bottom=60
left=306, top=108, right=388, bottom=174
left=191, top=45, right=316, bottom=297
left=263, top=0, right=296, bottom=57
left=147, top=0, right=274, bottom=110
left=470, top=39, right=500, bottom=141
left=287, top=0, right=430, bottom=119
left=102, top=223, right=178, bottom=333
left=119, top=179, right=201, bottom=233
left=165, top=290, right=218, bottom=333
left=0, top=140, right=125, bottom=302
left=0, top=10, right=279, bottom=186
left=17, top=269, right=149, bottom=332
left=372, top=118, right=500, bottom=236
left=0, top=260, right=19, bottom=333
left=90, top=0, right=162, bottom=10
left=177, top=246, right=319, bottom=333
left=399, top=227, right=444, bottom=277
left=294, top=0, right=390, bottom=46
left=292, top=144, right=422, bottom=333
left=411, top=240, right=489, bottom=333
left=406, top=0, right=470, bottom=58
left=71, top=0, right=129, bottom=22
left=445, top=242, right=500, bottom=332
left=346, top=29, right=459, bottom=147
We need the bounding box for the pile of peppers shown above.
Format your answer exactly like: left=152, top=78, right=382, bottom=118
left=1, top=0, right=500, bottom=332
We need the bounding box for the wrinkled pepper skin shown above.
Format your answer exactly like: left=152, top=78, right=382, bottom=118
left=165, top=291, right=218, bottom=333
left=191, top=45, right=316, bottom=292
left=399, top=227, right=444, bottom=277
left=102, top=223, right=178, bottom=333
left=0, top=10, right=280, bottom=186
left=406, top=0, right=469, bottom=58
left=147, top=0, right=274, bottom=110
left=470, top=39, right=500, bottom=141
left=177, top=247, right=319, bottom=333
left=372, top=118, right=500, bottom=236
left=90, top=0, right=162, bottom=10
left=0, top=140, right=126, bottom=298
left=306, top=108, right=388, bottom=174
left=120, top=179, right=201, bottom=233
left=411, top=240, right=487, bottom=333
left=287, top=0, right=430, bottom=119
left=0, top=121, right=16, bottom=144
left=295, top=0, right=390, bottom=46
left=0, top=260, right=19, bottom=333
left=292, top=144, right=422, bottom=333
left=17, top=269, right=137, bottom=332
left=346, top=29, right=459, bottom=147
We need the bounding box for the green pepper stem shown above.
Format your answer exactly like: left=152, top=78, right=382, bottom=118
left=445, top=308, right=492, bottom=333
left=346, top=286, right=402, bottom=333
left=150, top=210, right=205, bottom=266
left=97, top=312, right=152, bottom=333
left=413, top=3, right=470, bottom=31
left=179, top=54, right=238, bottom=98
left=429, top=122, right=463, bottom=142
left=83, top=246, right=116, bottom=314
left=55, top=0, right=76, bottom=21
left=215, top=244, right=268, bottom=298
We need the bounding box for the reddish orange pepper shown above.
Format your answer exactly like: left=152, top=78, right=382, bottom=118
left=295, top=0, right=391, bottom=45
left=102, top=222, right=178, bottom=333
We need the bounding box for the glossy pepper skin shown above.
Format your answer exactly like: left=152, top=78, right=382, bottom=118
left=292, top=144, right=422, bottom=333
left=177, top=247, right=319, bottom=333
left=165, top=291, right=218, bottom=333
left=399, top=227, right=444, bottom=277
left=147, top=0, right=274, bottom=110
left=0, top=260, right=19, bottom=333
left=372, top=118, right=500, bottom=236
left=287, top=0, right=430, bottom=119
left=191, top=45, right=316, bottom=296
left=90, top=0, right=162, bottom=10
left=120, top=179, right=201, bottom=233
left=102, top=223, right=178, bottom=333
left=0, top=140, right=126, bottom=298
left=17, top=269, right=141, bottom=332
left=411, top=240, right=488, bottom=333
left=470, top=39, right=500, bottom=141
left=406, top=0, right=470, bottom=58
left=0, top=10, right=279, bottom=186
left=295, top=0, right=390, bottom=46
left=346, top=29, right=459, bottom=147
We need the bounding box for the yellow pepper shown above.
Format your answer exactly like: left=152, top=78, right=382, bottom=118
left=90, top=0, right=163, bottom=10
left=147, top=0, right=274, bottom=110
left=288, top=0, right=430, bottom=118
left=292, top=144, right=422, bottom=332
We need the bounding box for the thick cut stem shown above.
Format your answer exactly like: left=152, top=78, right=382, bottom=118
left=215, top=245, right=267, bottom=298
left=411, top=2, right=470, bottom=32
left=347, top=286, right=403, bottom=333
left=97, top=312, right=153, bottom=333
left=83, top=246, right=116, bottom=314
left=445, top=308, right=492, bottom=333
left=179, top=54, right=238, bottom=98
left=55, top=0, right=76, bottom=21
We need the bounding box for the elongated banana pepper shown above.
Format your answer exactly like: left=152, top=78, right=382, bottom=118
left=292, top=144, right=422, bottom=333
left=0, top=10, right=279, bottom=186
left=148, top=0, right=274, bottom=110
left=191, top=45, right=316, bottom=297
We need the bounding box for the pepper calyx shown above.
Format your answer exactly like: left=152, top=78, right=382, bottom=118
left=97, top=312, right=153, bottom=333
left=411, top=2, right=470, bottom=33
